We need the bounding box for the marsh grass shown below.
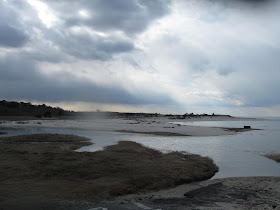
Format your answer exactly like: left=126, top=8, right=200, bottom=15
left=0, top=134, right=218, bottom=206
left=264, top=153, right=280, bottom=163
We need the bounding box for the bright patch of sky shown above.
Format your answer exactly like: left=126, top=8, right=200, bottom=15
left=27, top=0, right=59, bottom=28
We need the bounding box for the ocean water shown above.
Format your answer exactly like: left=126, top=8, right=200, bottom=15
left=1, top=119, right=280, bottom=179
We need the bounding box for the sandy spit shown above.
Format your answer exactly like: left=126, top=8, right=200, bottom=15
left=0, top=116, right=258, bottom=136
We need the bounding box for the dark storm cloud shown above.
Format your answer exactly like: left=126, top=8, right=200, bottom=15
left=236, top=0, right=274, bottom=3
left=45, top=0, right=171, bottom=34
left=208, top=0, right=274, bottom=4
left=0, top=54, right=174, bottom=105
left=41, top=0, right=171, bottom=60
left=199, top=0, right=276, bottom=11
left=0, top=25, right=28, bottom=48
left=1, top=0, right=279, bottom=113
left=0, top=2, right=29, bottom=48
left=1, top=0, right=171, bottom=60
left=229, top=0, right=276, bottom=8
left=52, top=30, right=135, bottom=60
left=0, top=0, right=173, bottom=105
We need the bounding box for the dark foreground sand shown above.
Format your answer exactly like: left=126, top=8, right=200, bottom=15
left=0, top=134, right=218, bottom=209
left=111, top=176, right=280, bottom=210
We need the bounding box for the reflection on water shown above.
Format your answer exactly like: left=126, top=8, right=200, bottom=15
left=1, top=119, right=280, bottom=179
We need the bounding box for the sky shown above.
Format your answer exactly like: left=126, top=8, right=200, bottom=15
left=0, top=0, right=280, bottom=116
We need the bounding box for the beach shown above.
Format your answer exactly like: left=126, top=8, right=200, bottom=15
left=0, top=115, right=279, bottom=209
left=0, top=115, right=257, bottom=137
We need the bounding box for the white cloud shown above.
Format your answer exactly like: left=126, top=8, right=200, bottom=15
left=78, top=10, right=91, bottom=19
left=27, top=0, right=59, bottom=28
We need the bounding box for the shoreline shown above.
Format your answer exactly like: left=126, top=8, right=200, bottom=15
left=0, top=115, right=261, bottom=137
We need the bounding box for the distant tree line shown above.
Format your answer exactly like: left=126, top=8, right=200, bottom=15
left=0, top=100, right=232, bottom=119
left=0, top=100, right=74, bottom=118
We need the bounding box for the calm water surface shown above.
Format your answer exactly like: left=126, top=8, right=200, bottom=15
left=2, top=119, right=280, bottom=179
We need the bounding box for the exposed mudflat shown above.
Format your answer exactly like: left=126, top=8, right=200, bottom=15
left=0, top=134, right=218, bottom=209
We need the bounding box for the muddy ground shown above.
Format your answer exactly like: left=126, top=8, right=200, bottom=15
left=149, top=176, right=280, bottom=209
left=0, top=134, right=218, bottom=209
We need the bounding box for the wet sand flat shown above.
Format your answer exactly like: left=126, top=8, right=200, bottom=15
left=0, top=115, right=258, bottom=137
